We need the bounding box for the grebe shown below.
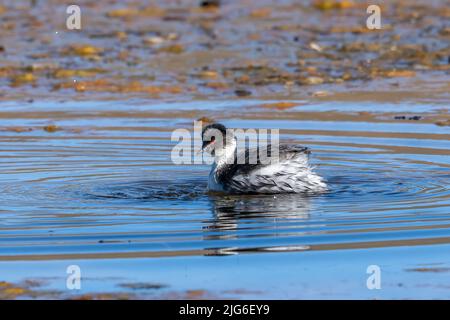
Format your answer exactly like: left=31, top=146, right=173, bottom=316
left=201, top=123, right=327, bottom=194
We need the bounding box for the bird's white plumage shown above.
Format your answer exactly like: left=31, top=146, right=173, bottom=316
left=207, top=138, right=327, bottom=194
left=208, top=163, right=225, bottom=192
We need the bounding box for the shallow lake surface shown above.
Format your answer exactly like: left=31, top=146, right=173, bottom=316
left=0, top=100, right=450, bottom=299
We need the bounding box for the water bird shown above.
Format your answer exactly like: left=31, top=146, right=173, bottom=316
left=201, top=123, right=327, bottom=194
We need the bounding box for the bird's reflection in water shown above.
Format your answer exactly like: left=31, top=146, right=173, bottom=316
left=84, top=180, right=314, bottom=256
left=203, top=193, right=312, bottom=255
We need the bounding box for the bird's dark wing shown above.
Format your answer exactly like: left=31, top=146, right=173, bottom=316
left=216, top=144, right=310, bottom=187
left=276, top=145, right=311, bottom=161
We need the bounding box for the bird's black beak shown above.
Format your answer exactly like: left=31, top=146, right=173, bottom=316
left=198, top=140, right=210, bottom=155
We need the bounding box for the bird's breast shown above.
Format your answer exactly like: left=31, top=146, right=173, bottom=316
left=207, top=165, right=225, bottom=192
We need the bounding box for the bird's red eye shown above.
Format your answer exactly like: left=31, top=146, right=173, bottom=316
left=210, top=136, right=215, bottom=142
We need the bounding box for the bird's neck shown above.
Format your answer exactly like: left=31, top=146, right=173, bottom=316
left=214, top=138, right=236, bottom=169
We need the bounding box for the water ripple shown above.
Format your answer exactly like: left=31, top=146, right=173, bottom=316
left=0, top=101, right=449, bottom=260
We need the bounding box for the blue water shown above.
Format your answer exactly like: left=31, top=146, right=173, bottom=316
left=0, top=100, right=449, bottom=299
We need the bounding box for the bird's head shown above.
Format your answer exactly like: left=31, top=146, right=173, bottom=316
left=201, top=123, right=233, bottom=157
